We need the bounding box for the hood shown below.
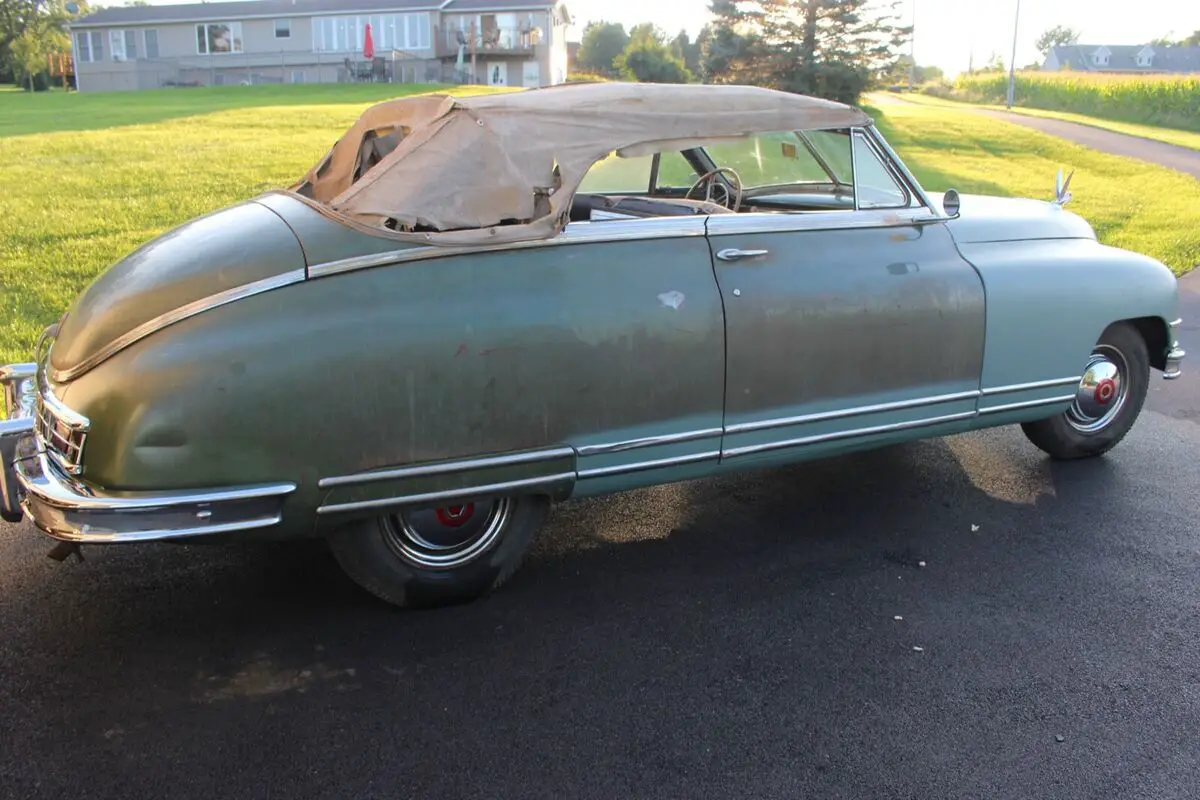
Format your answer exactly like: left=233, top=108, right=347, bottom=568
left=49, top=199, right=307, bottom=381
left=941, top=193, right=1097, bottom=245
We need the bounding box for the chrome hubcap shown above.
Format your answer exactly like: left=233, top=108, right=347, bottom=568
left=382, top=498, right=512, bottom=570
left=1066, top=346, right=1128, bottom=433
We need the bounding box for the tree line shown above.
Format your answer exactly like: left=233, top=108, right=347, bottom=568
left=576, top=0, right=913, bottom=104
left=0, top=0, right=101, bottom=89
left=5, top=0, right=917, bottom=106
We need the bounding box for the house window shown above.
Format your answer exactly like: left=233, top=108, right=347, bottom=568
left=196, top=22, right=244, bottom=54
left=313, top=13, right=430, bottom=52
left=109, top=29, right=138, bottom=60
left=74, top=31, right=103, bottom=62
left=144, top=29, right=159, bottom=59
left=275, top=19, right=291, bottom=39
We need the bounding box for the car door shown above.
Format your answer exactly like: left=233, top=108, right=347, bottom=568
left=707, top=128, right=987, bottom=465
left=561, top=148, right=727, bottom=494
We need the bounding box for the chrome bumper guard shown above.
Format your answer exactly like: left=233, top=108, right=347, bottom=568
left=3, top=360, right=296, bottom=542
left=1, top=363, right=37, bottom=522
left=1164, top=318, right=1186, bottom=380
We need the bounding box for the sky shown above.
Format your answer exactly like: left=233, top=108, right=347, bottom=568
left=109, top=0, right=1200, bottom=77
left=563, top=0, right=1200, bottom=76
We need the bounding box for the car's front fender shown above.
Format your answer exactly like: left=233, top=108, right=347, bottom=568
left=958, top=237, right=1180, bottom=392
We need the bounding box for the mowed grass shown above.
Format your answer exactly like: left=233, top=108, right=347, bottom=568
left=869, top=98, right=1200, bottom=273
left=1, top=83, right=1199, bottom=366
left=0, top=83, right=512, bottom=365
left=894, top=90, right=1200, bottom=152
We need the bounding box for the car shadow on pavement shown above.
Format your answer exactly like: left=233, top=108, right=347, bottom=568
left=2, top=429, right=1124, bottom=673
left=4, top=423, right=1172, bottom=800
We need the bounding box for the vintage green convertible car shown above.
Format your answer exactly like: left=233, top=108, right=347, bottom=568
left=0, top=83, right=1185, bottom=608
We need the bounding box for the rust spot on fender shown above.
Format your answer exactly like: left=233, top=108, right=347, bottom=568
left=479, top=346, right=522, bottom=357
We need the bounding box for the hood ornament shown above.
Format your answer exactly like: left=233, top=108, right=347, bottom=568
left=1053, top=168, right=1074, bottom=207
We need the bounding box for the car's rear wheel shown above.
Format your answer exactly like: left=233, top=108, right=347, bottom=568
left=328, top=494, right=548, bottom=608
left=1020, top=322, right=1149, bottom=460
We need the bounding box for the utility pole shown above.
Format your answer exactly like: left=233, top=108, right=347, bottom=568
left=1006, top=0, right=1021, bottom=108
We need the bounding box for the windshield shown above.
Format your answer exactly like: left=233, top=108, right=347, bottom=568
left=700, top=129, right=852, bottom=190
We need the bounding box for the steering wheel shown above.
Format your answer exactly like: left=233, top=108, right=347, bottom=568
left=685, top=167, right=744, bottom=212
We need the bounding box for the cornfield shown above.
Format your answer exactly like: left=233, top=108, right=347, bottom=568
left=952, top=71, right=1200, bottom=133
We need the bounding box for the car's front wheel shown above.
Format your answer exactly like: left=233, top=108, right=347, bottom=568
left=1020, top=321, right=1149, bottom=460
left=328, top=494, right=548, bottom=608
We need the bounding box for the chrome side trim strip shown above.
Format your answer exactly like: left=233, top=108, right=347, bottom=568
left=316, top=473, right=575, bottom=516
left=307, top=216, right=709, bottom=279
left=48, top=269, right=308, bottom=383
left=1169, top=318, right=1182, bottom=328
left=577, top=451, right=719, bottom=479
left=723, top=410, right=977, bottom=459
left=724, top=390, right=979, bottom=435
left=574, top=428, right=724, bottom=456
left=980, top=376, right=1081, bottom=396
left=706, top=207, right=933, bottom=237
left=978, top=395, right=1075, bottom=414
left=317, top=446, right=576, bottom=489
left=317, top=382, right=1088, bottom=508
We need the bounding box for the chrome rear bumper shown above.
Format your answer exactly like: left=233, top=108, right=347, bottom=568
left=3, top=360, right=296, bottom=542
left=0, top=363, right=37, bottom=522
left=14, top=446, right=296, bottom=543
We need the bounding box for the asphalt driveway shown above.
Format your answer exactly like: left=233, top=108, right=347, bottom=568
left=1, top=275, right=1198, bottom=800
left=972, top=109, right=1200, bottom=180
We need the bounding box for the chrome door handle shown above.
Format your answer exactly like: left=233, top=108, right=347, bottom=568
left=716, top=248, right=769, bottom=262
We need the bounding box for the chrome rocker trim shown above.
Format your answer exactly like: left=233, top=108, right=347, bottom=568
left=14, top=447, right=297, bottom=544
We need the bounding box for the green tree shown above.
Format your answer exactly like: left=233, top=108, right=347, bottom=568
left=576, top=20, right=628, bottom=76
left=1151, top=29, right=1200, bottom=46
left=701, top=0, right=912, bottom=105
left=615, top=34, right=693, bottom=83
left=699, top=0, right=766, bottom=86
left=1035, top=24, right=1080, bottom=56
left=671, top=29, right=704, bottom=75
left=626, top=22, right=665, bottom=46
left=1, top=0, right=86, bottom=89
left=882, top=55, right=943, bottom=86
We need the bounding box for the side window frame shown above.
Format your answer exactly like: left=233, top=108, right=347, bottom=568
left=849, top=128, right=913, bottom=211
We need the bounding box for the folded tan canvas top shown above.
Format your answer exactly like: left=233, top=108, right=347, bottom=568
left=289, top=82, right=870, bottom=247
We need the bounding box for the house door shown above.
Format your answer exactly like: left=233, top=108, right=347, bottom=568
left=488, top=62, right=508, bottom=86
left=522, top=60, right=540, bottom=87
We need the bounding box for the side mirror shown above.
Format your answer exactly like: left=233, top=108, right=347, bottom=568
left=942, top=189, right=961, bottom=219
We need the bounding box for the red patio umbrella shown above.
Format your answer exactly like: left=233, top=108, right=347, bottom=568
left=363, top=23, right=375, bottom=60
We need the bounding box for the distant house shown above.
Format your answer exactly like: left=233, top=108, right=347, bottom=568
left=67, top=0, right=572, bottom=92
left=1042, top=43, right=1200, bottom=74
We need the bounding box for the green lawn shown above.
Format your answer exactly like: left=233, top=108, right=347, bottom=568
left=883, top=90, right=1200, bottom=153
left=2, top=83, right=1199, bottom=366
left=869, top=97, right=1200, bottom=272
